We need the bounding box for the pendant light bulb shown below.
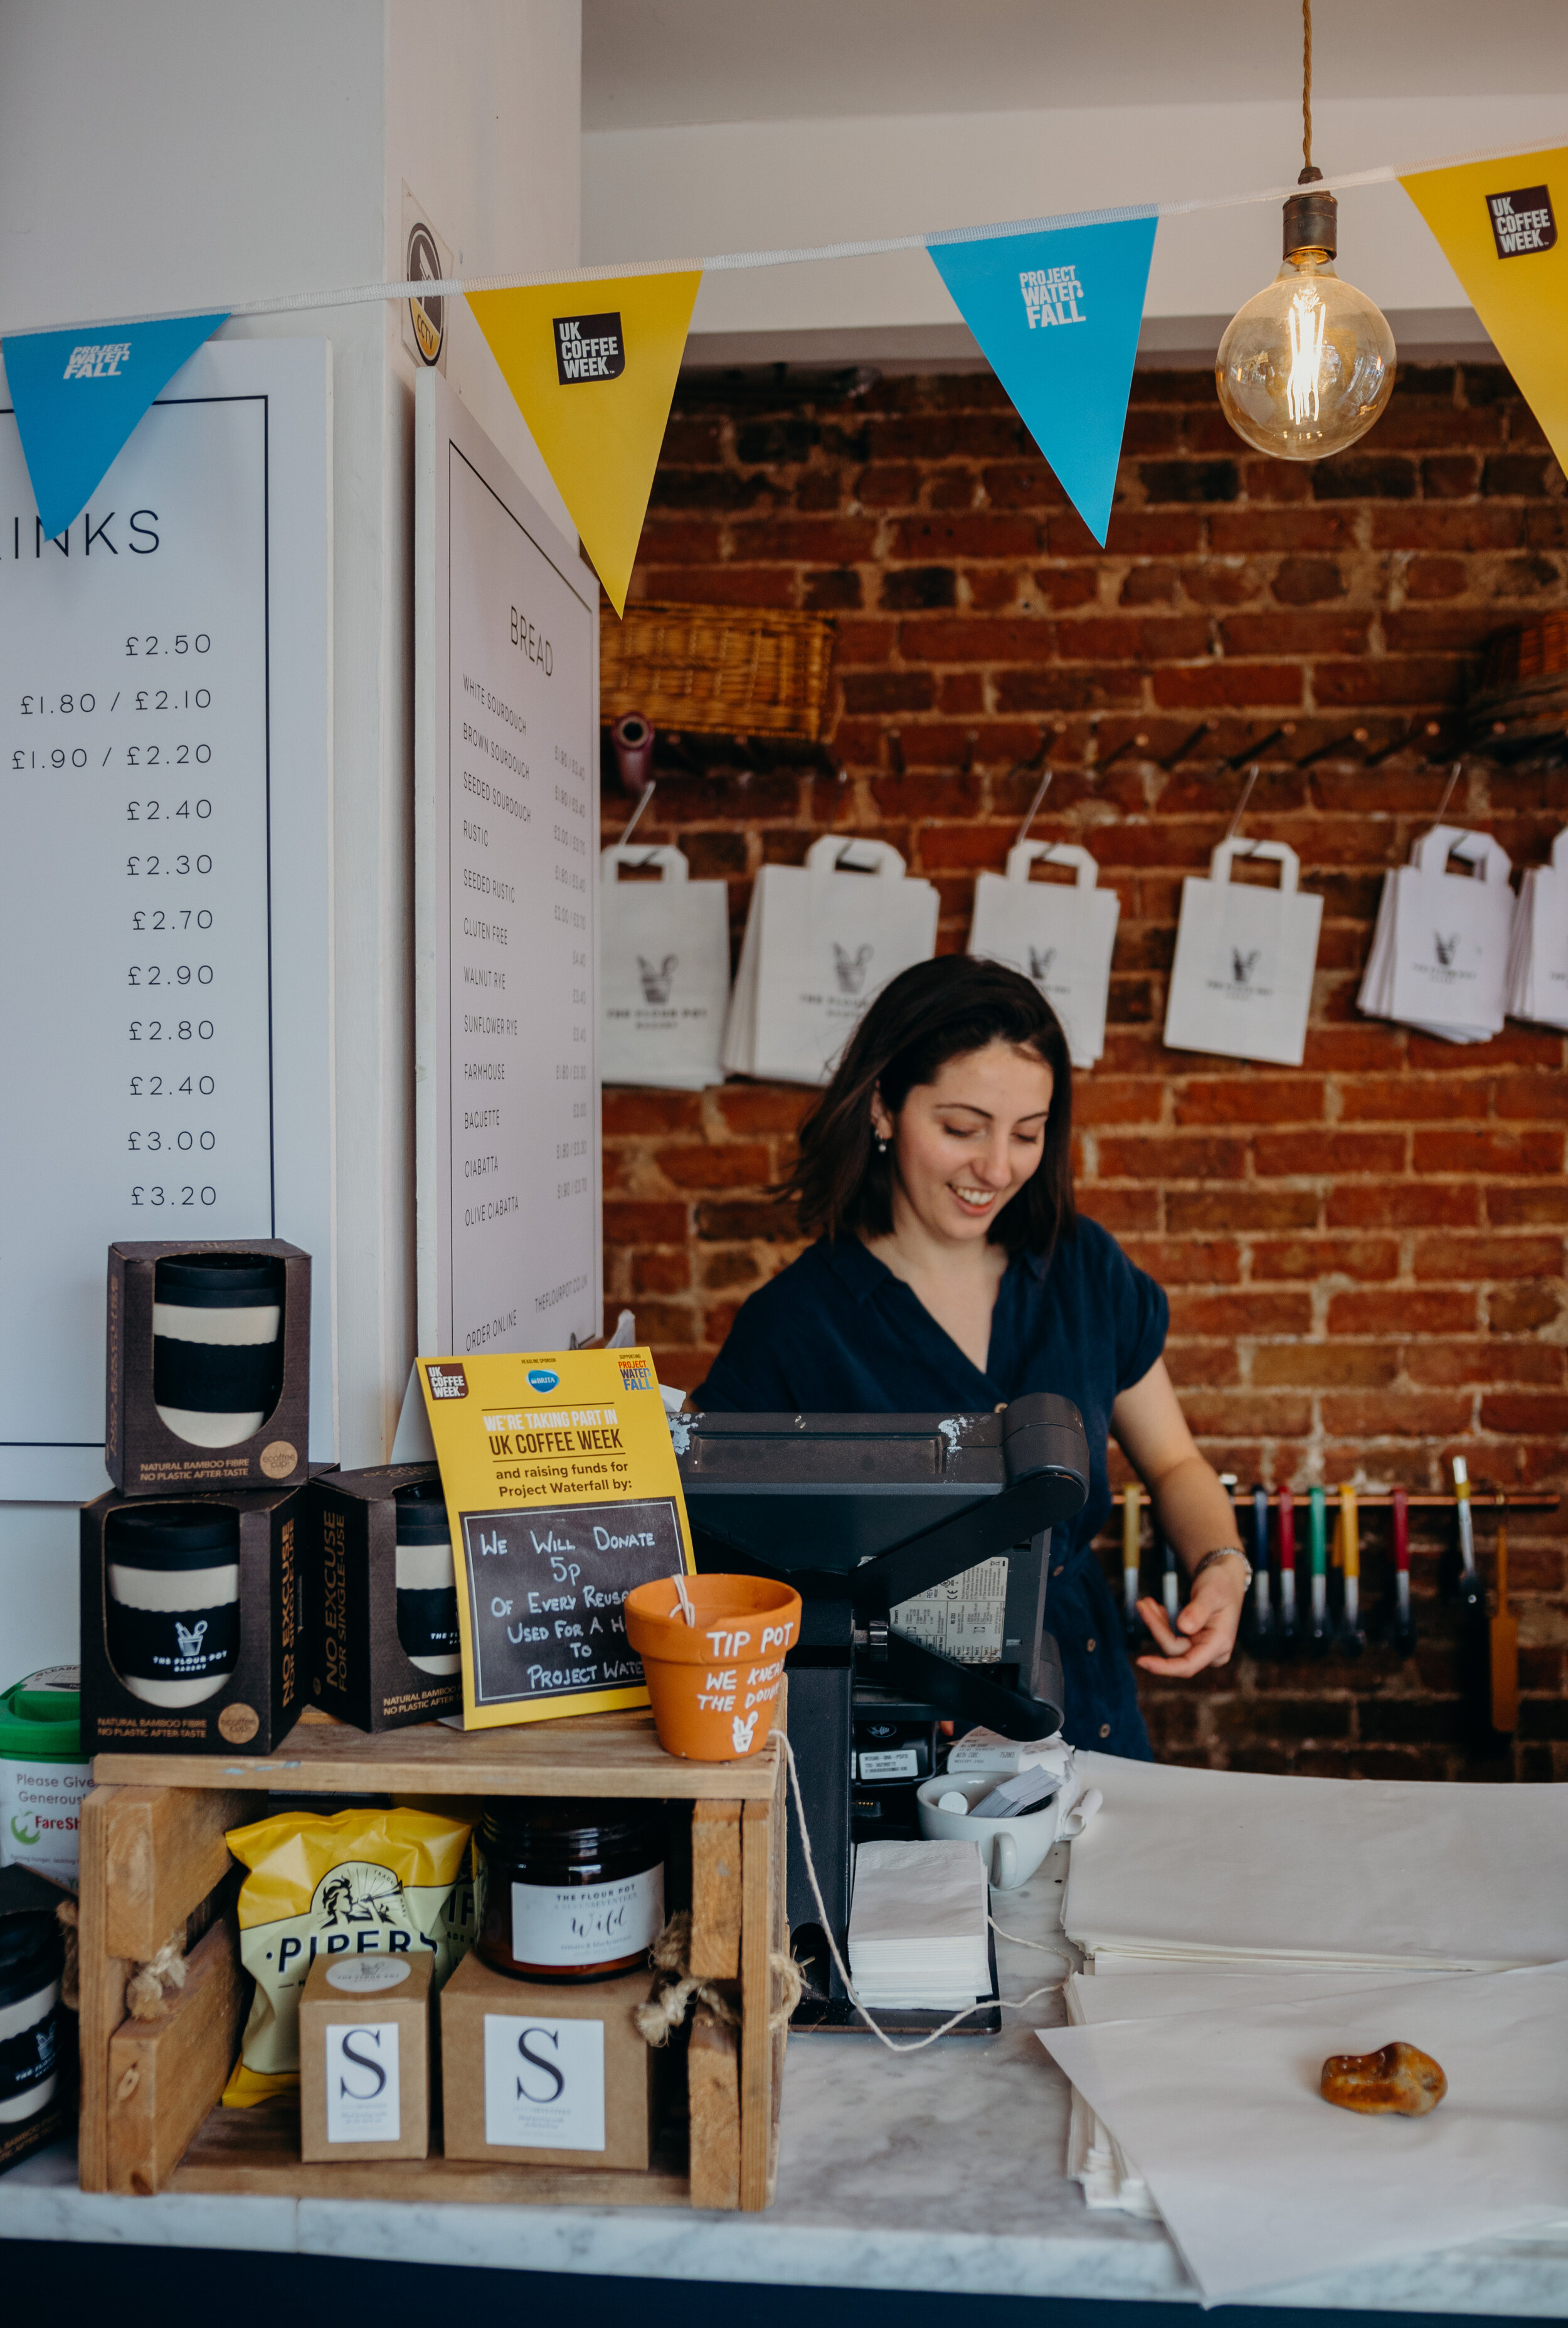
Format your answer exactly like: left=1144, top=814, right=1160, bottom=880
left=1217, top=184, right=1396, bottom=460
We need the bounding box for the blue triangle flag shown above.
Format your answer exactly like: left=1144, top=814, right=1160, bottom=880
left=928, top=218, right=1157, bottom=546
left=2, top=312, right=228, bottom=542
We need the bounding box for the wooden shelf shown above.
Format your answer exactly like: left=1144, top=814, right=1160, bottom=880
left=171, top=2093, right=691, bottom=2208
left=93, top=1706, right=783, bottom=1799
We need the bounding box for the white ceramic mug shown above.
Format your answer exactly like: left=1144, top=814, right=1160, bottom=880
left=914, top=1770, right=1103, bottom=1889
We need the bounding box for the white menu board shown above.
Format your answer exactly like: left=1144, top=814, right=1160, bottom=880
left=414, top=370, right=601, bottom=1357
left=0, top=337, right=334, bottom=1499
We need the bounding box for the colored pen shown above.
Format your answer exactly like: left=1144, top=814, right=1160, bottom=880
left=1122, top=1484, right=1143, bottom=1642
left=1336, top=1482, right=1364, bottom=1653
left=1278, top=1484, right=1297, bottom=1648
left=1308, top=1484, right=1330, bottom=1654
left=1251, top=1484, right=1274, bottom=1652
left=1452, top=1454, right=1490, bottom=1735
left=1391, top=1486, right=1415, bottom=1655
left=1162, top=1533, right=1180, bottom=1626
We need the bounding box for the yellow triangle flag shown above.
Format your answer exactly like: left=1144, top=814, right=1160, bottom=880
left=1400, top=148, right=1568, bottom=472
left=468, top=272, right=701, bottom=616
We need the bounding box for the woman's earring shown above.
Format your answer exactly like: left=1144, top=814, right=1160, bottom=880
left=874, top=1135, right=889, bottom=1155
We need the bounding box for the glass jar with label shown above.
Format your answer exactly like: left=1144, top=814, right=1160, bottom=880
left=476, top=1799, right=664, bottom=1984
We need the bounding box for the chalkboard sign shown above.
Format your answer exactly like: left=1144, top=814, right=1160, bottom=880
left=459, top=1494, right=684, bottom=1710
left=416, top=1345, right=695, bottom=1730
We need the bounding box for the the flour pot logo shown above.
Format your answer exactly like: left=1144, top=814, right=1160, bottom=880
left=554, top=312, right=626, bottom=383
left=832, top=942, right=874, bottom=995
left=1230, top=948, right=1261, bottom=989
left=1020, top=264, right=1086, bottom=328
left=1486, top=186, right=1557, bottom=259
left=637, top=954, right=677, bottom=1004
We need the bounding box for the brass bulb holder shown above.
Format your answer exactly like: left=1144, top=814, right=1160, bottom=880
left=1283, top=185, right=1337, bottom=263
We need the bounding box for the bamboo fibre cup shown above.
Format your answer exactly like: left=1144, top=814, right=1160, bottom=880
left=623, top=1573, right=801, bottom=1761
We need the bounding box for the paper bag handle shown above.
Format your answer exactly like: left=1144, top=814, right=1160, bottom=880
left=1004, top=840, right=1099, bottom=889
left=806, top=835, right=907, bottom=879
left=1208, top=838, right=1300, bottom=894
left=1061, top=1787, right=1103, bottom=1840
left=601, top=845, right=689, bottom=886
left=1409, top=823, right=1512, bottom=882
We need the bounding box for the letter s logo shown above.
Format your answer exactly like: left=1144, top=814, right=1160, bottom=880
left=337, top=2027, right=388, bottom=2100
left=516, top=2025, right=565, bottom=2104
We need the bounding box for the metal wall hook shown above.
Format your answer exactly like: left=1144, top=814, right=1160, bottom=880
left=1098, top=729, right=1150, bottom=771
left=1297, top=726, right=1368, bottom=768
left=1226, top=721, right=1294, bottom=771
left=1160, top=719, right=1216, bottom=770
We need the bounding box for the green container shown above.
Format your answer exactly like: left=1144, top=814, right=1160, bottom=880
left=0, top=1668, right=90, bottom=1892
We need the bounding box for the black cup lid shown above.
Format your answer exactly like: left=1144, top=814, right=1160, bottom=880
left=395, top=1478, right=452, bottom=1545
left=104, top=1503, right=240, bottom=1568
left=154, top=1252, right=285, bottom=1308
left=0, top=1909, right=63, bottom=1986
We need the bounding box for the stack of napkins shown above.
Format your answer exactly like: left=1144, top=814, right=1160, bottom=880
left=847, top=1839, right=990, bottom=2008
left=1041, top=1961, right=1568, bottom=2305
left=1063, top=1752, right=1568, bottom=1972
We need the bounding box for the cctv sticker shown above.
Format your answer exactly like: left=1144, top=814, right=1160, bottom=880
left=484, top=2013, right=605, bottom=2151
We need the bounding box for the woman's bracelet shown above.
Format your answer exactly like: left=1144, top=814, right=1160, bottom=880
left=1189, top=1546, right=1253, bottom=1590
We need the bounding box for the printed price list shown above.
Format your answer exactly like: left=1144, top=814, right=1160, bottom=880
left=0, top=397, right=275, bottom=1464
left=442, top=440, right=598, bottom=1355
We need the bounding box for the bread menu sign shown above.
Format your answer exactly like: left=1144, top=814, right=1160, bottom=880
left=417, top=1346, right=695, bottom=1729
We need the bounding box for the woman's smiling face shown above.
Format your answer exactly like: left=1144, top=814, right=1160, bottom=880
left=871, top=1039, right=1055, bottom=1246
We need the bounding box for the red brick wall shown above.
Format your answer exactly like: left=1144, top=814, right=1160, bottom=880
left=599, top=361, right=1568, bottom=1780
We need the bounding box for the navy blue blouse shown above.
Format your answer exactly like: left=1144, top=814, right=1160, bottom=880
left=693, top=1220, right=1168, bottom=1758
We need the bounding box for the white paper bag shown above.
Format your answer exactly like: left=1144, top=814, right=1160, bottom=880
left=1163, top=839, right=1323, bottom=1067
left=600, top=844, right=731, bottom=1089
left=968, top=842, right=1120, bottom=1068
left=721, top=835, right=938, bottom=1085
left=1358, top=823, right=1515, bottom=1044
left=1505, top=828, right=1568, bottom=1030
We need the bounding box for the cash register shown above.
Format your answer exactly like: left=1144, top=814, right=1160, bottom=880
left=674, top=1394, right=1089, bottom=2023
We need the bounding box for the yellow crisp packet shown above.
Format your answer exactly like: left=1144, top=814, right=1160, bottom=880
left=221, top=1804, right=472, bottom=2107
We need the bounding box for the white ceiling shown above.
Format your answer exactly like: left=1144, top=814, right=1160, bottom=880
left=582, top=0, right=1568, bottom=129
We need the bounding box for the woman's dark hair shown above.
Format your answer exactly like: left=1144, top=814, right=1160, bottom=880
left=785, top=956, right=1075, bottom=1257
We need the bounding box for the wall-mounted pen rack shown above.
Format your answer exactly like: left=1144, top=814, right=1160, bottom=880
left=1110, top=1491, right=1559, bottom=1512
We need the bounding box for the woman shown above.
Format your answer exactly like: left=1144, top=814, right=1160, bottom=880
left=692, top=956, right=1249, bottom=1758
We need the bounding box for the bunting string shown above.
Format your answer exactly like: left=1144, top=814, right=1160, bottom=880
left=1, top=130, right=1561, bottom=341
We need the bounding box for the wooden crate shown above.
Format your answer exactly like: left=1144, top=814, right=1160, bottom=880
left=78, top=1708, right=788, bottom=2209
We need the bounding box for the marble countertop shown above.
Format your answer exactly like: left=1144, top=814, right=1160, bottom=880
left=6, top=1841, right=1567, bottom=2313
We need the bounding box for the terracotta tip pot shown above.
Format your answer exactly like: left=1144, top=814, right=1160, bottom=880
left=624, top=1573, right=802, bottom=1762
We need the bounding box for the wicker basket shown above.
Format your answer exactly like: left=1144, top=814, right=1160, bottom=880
left=1468, top=615, right=1568, bottom=761
left=601, top=603, right=835, bottom=742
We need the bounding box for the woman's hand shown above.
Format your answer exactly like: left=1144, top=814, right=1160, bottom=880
left=1134, top=1558, right=1246, bottom=1677
left=1111, top=1358, right=1253, bottom=1683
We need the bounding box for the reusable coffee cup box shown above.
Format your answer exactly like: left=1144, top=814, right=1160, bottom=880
left=79, top=1485, right=307, bottom=1756
left=0, top=1863, right=74, bottom=2179
left=306, top=1465, right=463, bottom=1733
left=105, top=1238, right=311, bottom=1496
left=299, top=1949, right=434, bottom=2162
left=440, top=1949, right=655, bottom=2171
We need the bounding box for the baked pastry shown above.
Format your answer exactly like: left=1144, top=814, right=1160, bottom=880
left=1320, top=2041, right=1446, bottom=2115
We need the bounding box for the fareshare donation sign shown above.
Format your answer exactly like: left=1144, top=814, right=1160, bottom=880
left=417, top=1346, right=696, bottom=1729
left=414, top=369, right=601, bottom=1358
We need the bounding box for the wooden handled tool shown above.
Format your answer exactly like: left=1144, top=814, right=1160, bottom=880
left=1490, top=1491, right=1519, bottom=1735
left=1122, top=1481, right=1142, bottom=1643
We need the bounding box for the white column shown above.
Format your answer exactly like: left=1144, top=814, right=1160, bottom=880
left=0, top=0, right=580, bottom=1674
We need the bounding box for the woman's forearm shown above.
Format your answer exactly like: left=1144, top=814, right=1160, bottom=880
left=1146, top=1452, right=1244, bottom=1577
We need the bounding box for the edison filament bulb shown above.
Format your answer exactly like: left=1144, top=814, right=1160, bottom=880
left=1217, top=186, right=1396, bottom=461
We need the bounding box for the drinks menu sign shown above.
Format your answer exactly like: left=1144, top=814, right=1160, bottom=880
left=416, top=1345, right=695, bottom=1730
left=0, top=339, right=334, bottom=1498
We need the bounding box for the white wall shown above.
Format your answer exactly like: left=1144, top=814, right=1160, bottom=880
left=0, top=0, right=581, bottom=1679
left=585, top=92, right=1568, bottom=361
